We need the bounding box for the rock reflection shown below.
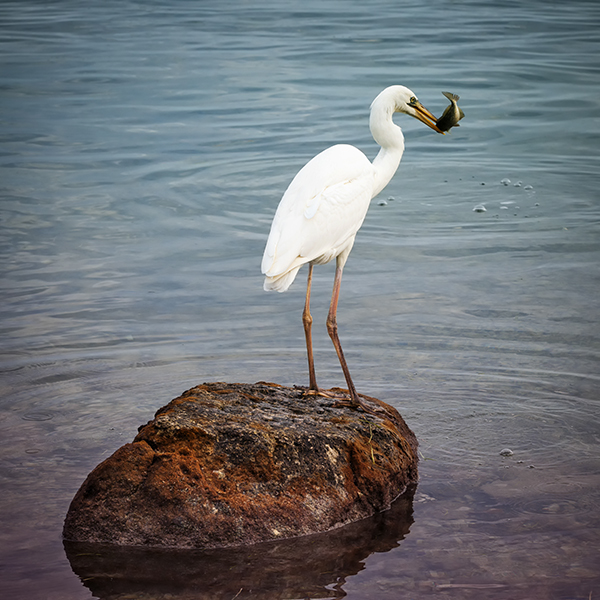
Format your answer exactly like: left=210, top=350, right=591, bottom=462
left=64, top=485, right=415, bottom=600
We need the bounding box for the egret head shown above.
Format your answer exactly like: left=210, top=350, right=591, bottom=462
left=373, top=85, right=445, bottom=135
left=406, top=94, right=445, bottom=134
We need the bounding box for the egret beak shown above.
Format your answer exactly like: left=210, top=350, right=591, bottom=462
left=411, top=101, right=445, bottom=134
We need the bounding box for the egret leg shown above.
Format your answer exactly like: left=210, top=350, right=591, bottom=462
left=326, top=264, right=363, bottom=409
left=302, top=263, right=318, bottom=392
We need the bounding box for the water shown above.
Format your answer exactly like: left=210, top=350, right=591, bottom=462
left=1, top=0, right=599, bottom=598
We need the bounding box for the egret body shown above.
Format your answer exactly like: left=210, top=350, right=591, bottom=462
left=261, top=85, right=443, bottom=411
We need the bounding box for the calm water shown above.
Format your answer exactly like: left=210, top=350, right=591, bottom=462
left=1, top=0, right=599, bottom=598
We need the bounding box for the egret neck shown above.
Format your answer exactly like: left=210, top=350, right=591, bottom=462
left=369, top=97, right=405, bottom=198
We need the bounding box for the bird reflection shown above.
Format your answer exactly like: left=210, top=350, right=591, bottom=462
left=65, top=485, right=415, bottom=600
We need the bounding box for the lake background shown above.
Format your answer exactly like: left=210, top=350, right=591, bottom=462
left=1, top=0, right=599, bottom=598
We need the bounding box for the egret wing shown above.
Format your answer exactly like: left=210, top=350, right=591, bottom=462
left=262, top=144, right=374, bottom=280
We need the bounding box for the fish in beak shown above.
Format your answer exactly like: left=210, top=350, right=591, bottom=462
left=409, top=98, right=446, bottom=134
left=436, top=91, right=465, bottom=132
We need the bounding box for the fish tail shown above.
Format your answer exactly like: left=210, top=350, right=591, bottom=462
left=442, top=91, right=460, bottom=101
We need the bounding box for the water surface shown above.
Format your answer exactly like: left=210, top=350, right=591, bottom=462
left=1, top=1, right=599, bottom=598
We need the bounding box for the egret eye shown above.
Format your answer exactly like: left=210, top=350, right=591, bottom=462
left=409, top=96, right=418, bottom=106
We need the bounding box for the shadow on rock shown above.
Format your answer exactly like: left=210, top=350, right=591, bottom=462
left=64, top=484, right=415, bottom=600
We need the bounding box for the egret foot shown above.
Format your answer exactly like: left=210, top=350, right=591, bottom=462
left=331, top=391, right=390, bottom=418
left=333, top=398, right=379, bottom=416
left=303, top=387, right=384, bottom=418
left=303, top=387, right=344, bottom=400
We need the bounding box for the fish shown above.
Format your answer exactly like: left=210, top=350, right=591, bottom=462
left=436, top=91, right=465, bottom=132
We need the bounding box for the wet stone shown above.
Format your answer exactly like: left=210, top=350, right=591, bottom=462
left=63, top=381, right=418, bottom=549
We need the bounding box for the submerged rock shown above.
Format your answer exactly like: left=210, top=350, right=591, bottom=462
left=65, top=486, right=416, bottom=599
left=63, top=381, right=418, bottom=549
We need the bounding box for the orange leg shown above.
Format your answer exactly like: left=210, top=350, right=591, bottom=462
left=302, top=263, right=318, bottom=392
left=326, top=264, right=363, bottom=409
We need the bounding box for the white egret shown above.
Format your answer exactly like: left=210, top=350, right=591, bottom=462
left=261, top=85, right=444, bottom=412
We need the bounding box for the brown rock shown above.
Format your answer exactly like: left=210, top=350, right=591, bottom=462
left=63, top=381, right=418, bottom=549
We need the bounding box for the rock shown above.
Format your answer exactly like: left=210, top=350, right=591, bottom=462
left=63, top=381, right=418, bottom=549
